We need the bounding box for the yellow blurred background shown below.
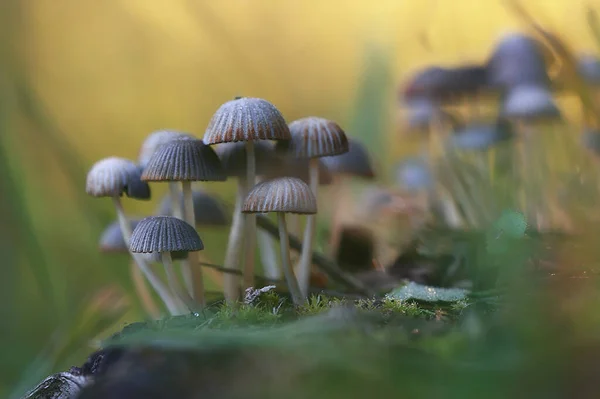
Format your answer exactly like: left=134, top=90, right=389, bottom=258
left=3, top=0, right=600, bottom=395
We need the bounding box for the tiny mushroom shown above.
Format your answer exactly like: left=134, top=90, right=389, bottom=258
left=130, top=216, right=204, bottom=313
left=501, top=85, right=561, bottom=122
left=204, top=97, right=291, bottom=302
left=242, top=177, right=317, bottom=305
left=142, top=138, right=226, bottom=306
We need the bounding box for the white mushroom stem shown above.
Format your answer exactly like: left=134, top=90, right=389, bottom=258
left=257, top=229, right=280, bottom=279
left=297, top=158, right=319, bottom=298
left=112, top=196, right=182, bottom=315
left=169, top=182, right=183, bottom=219
left=243, top=141, right=257, bottom=290
left=129, top=260, right=160, bottom=319
left=181, top=181, right=205, bottom=306
left=161, top=252, right=196, bottom=312
left=277, top=212, right=303, bottom=305
left=223, top=178, right=246, bottom=303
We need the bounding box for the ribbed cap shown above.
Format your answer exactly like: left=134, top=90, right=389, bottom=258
left=242, top=177, right=317, bottom=214
left=99, top=219, right=141, bottom=252
left=130, top=216, right=204, bottom=253
left=501, top=85, right=560, bottom=120
left=157, top=190, right=229, bottom=226
left=451, top=121, right=513, bottom=151
left=279, top=117, right=349, bottom=158
left=215, top=141, right=281, bottom=178
left=264, top=157, right=333, bottom=186
left=394, top=158, right=433, bottom=191
left=141, top=138, right=226, bottom=182
left=138, top=130, right=196, bottom=168
left=86, top=157, right=149, bottom=198
left=578, top=54, right=600, bottom=85
left=321, top=139, right=375, bottom=179
left=203, top=97, right=291, bottom=144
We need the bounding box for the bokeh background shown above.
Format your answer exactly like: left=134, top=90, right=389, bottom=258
left=2, top=0, right=600, bottom=396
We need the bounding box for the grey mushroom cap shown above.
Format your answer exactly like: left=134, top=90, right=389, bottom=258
left=578, top=54, right=600, bottom=85
left=125, top=166, right=152, bottom=200
left=86, top=157, right=150, bottom=198
left=242, top=177, right=317, bottom=215
left=130, top=216, right=204, bottom=254
left=141, top=138, right=226, bottom=182
left=215, top=141, right=281, bottom=178
left=450, top=121, right=513, bottom=151
left=157, top=189, right=229, bottom=226
left=582, top=129, right=600, bottom=154
left=404, top=97, right=454, bottom=130
left=486, top=32, right=550, bottom=89
left=501, top=85, right=561, bottom=120
left=401, top=65, right=488, bottom=102
left=203, top=97, right=291, bottom=145
left=394, top=158, right=433, bottom=191
left=278, top=117, right=349, bottom=158
left=321, top=139, right=375, bottom=179
left=138, top=130, right=196, bottom=168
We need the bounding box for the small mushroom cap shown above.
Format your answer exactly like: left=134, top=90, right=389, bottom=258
left=215, top=141, right=281, bottom=178
left=582, top=129, right=600, bottom=154
left=403, top=98, right=456, bottom=130
left=394, top=158, right=433, bottom=191
left=501, top=85, right=561, bottom=120
left=278, top=117, right=349, bottom=158
left=129, top=216, right=204, bottom=254
left=578, top=54, right=600, bottom=85
left=265, top=157, right=333, bottom=186
left=450, top=121, right=513, bottom=151
left=138, top=130, right=196, bottom=168
left=86, top=157, right=149, bottom=198
left=402, top=65, right=488, bottom=102
left=203, top=97, right=291, bottom=144
left=125, top=166, right=152, bottom=200
left=321, top=139, right=375, bottom=179
left=99, top=220, right=141, bottom=253
left=157, top=189, right=229, bottom=226
left=141, top=139, right=226, bottom=182
left=486, top=32, right=550, bottom=89
left=242, top=177, right=317, bottom=214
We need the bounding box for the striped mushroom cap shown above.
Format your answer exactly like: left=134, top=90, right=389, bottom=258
left=130, top=216, right=204, bottom=254
left=321, top=139, right=375, bottom=179
left=157, top=190, right=229, bottom=226
left=86, top=157, right=150, bottom=199
left=203, top=97, right=291, bottom=144
left=242, top=177, right=317, bottom=214
left=141, top=138, right=226, bottom=182
left=138, top=130, right=196, bottom=168
left=215, top=141, right=281, bottom=178
left=99, top=220, right=142, bottom=253
left=578, top=54, right=600, bottom=86
left=278, top=117, right=349, bottom=158
left=501, top=85, right=561, bottom=120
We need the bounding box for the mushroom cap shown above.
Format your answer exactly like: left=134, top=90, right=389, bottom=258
left=402, top=65, right=488, bottom=102
left=215, top=141, right=281, bottom=178
left=125, top=166, right=152, bottom=200
left=86, top=157, right=150, bottom=198
left=278, top=117, right=349, bottom=158
left=203, top=97, right=291, bottom=144
left=138, top=130, right=196, bottom=168
left=486, top=32, right=550, bottom=89
left=129, top=216, right=204, bottom=253
left=403, top=97, right=456, bottom=130
left=501, top=85, right=561, bottom=120
left=394, top=158, right=433, bottom=191
left=450, top=121, right=513, bottom=151
left=242, top=177, right=317, bottom=214
left=157, top=189, right=229, bottom=226
left=99, top=219, right=141, bottom=253
left=578, top=54, right=600, bottom=85
left=141, top=138, right=226, bottom=182
left=265, top=157, right=333, bottom=186
left=321, top=139, right=375, bottom=179
left=582, top=128, right=600, bottom=154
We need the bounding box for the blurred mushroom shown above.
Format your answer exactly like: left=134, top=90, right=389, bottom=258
left=242, top=177, right=317, bottom=305
left=501, top=85, right=561, bottom=121
left=157, top=189, right=229, bottom=227
left=204, top=97, right=291, bottom=302
left=577, top=54, right=600, bottom=86
left=142, top=138, right=226, bottom=306
left=130, top=216, right=204, bottom=312
left=86, top=157, right=179, bottom=314
left=394, top=157, right=434, bottom=192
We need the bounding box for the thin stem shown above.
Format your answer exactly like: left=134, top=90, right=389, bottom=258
left=223, top=178, right=246, bottom=303
left=129, top=260, right=160, bottom=319
left=243, top=141, right=257, bottom=290
left=112, top=196, right=182, bottom=315
left=258, top=228, right=280, bottom=279
left=297, top=158, right=319, bottom=297
left=161, top=252, right=196, bottom=312
left=182, top=181, right=205, bottom=306
left=169, top=182, right=183, bottom=219
left=278, top=212, right=303, bottom=305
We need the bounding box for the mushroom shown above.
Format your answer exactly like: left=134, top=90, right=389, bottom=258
left=86, top=157, right=180, bottom=314
left=138, top=130, right=195, bottom=219
left=130, top=216, right=204, bottom=313
left=141, top=138, right=226, bottom=306
left=321, top=139, right=375, bottom=257
left=501, top=85, right=561, bottom=121
left=204, top=97, right=291, bottom=302
left=242, top=177, right=317, bottom=305
left=275, top=117, right=349, bottom=297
